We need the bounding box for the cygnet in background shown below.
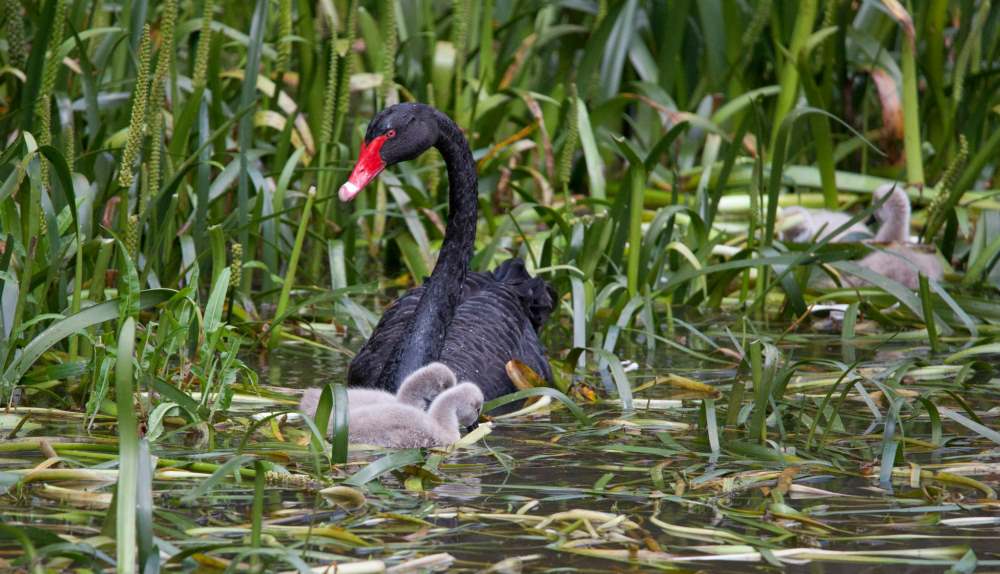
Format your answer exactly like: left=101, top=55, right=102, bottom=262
left=841, top=184, right=944, bottom=289
left=779, top=205, right=872, bottom=243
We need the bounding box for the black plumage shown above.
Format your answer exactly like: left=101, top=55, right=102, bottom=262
left=338, top=103, right=556, bottom=401
left=349, top=259, right=555, bottom=400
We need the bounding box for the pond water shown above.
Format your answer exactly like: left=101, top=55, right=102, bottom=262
left=4, top=320, right=999, bottom=572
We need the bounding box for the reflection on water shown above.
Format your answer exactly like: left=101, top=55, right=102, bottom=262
left=252, top=344, right=351, bottom=391
left=431, top=477, right=482, bottom=501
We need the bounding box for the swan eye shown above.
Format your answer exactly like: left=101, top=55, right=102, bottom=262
left=386, top=129, right=397, bottom=138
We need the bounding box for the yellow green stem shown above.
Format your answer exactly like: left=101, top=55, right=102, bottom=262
left=270, top=186, right=317, bottom=348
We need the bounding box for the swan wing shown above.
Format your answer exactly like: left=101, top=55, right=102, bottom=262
left=347, top=258, right=554, bottom=399
left=437, top=283, right=553, bottom=400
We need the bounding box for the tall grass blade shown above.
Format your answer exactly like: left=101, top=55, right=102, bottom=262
left=270, top=186, right=316, bottom=347
left=136, top=439, right=157, bottom=574
left=770, top=0, right=817, bottom=152
left=115, top=317, right=138, bottom=574
left=250, top=460, right=265, bottom=565
left=236, top=0, right=268, bottom=274
left=576, top=98, right=605, bottom=200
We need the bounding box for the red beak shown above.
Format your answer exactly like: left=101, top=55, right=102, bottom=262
left=339, top=134, right=388, bottom=202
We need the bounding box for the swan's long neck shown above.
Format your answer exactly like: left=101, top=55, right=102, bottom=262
left=428, top=393, right=462, bottom=443
left=874, top=191, right=911, bottom=243
left=380, top=111, right=478, bottom=389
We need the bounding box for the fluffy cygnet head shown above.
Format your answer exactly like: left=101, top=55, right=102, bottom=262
left=872, top=183, right=911, bottom=243
left=396, top=362, right=458, bottom=409
left=429, top=382, right=484, bottom=431
left=453, top=383, right=484, bottom=428
left=779, top=206, right=813, bottom=243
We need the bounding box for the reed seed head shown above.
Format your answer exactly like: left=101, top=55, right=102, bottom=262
left=3, top=0, right=27, bottom=71
left=192, top=0, right=215, bottom=90
left=118, top=25, right=154, bottom=189
left=378, top=0, right=397, bottom=103
left=126, top=214, right=140, bottom=261
left=230, top=242, right=243, bottom=287
left=319, top=28, right=339, bottom=146
left=275, top=0, right=292, bottom=76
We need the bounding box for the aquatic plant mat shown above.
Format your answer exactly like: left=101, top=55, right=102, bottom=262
left=3, top=335, right=998, bottom=572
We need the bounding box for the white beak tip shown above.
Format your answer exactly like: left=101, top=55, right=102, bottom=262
left=338, top=181, right=360, bottom=202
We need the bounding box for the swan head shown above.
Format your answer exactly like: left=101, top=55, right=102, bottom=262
left=339, top=103, right=440, bottom=202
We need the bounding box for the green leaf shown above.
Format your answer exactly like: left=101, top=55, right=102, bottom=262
left=938, top=407, right=1000, bottom=446
left=145, top=402, right=181, bottom=443
left=309, top=384, right=347, bottom=465
left=344, top=449, right=424, bottom=487
left=484, top=387, right=593, bottom=426
left=203, top=268, right=231, bottom=335
left=395, top=233, right=430, bottom=284
left=115, top=318, right=138, bottom=574
left=329, top=384, right=348, bottom=465
left=20, top=0, right=58, bottom=131
left=113, top=238, right=141, bottom=320
left=765, top=106, right=886, bottom=243
left=643, top=121, right=690, bottom=173
left=576, top=98, right=606, bottom=200
left=962, top=231, right=1000, bottom=287
left=599, top=0, right=638, bottom=100
left=595, top=348, right=634, bottom=412
left=37, top=146, right=79, bottom=236
left=2, top=290, right=175, bottom=393
left=136, top=439, right=156, bottom=571
left=944, top=343, right=1000, bottom=364
left=236, top=0, right=269, bottom=249
left=182, top=455, right=256, bottom=503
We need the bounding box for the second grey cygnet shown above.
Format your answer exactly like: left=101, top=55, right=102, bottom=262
left=299, top=362, right=484, bottom=448
left=299, top=362, right=457, bottom=417
left=846, top=184, right=944, bottom=290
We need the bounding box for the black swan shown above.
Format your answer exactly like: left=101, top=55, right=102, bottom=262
left=348, top=383, right=484, bottom=448
left=779, top=205, right=872, bottom=243
left=836, top=184, right=944, bottom=289
left=299, top=362, right=458, bottom=418
left=337, top=103, right=555, bottom=400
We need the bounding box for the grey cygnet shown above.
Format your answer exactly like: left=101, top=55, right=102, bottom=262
left=348, top=382, right=485, bottom=448
left=298, top=362, right=457, bottom=419
left=779, top=205, right=872, bottom=243
left=843, top=184, right=944, bottom=290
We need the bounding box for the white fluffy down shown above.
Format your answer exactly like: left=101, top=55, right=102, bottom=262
left=298, top=363, right=483, bottom=447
